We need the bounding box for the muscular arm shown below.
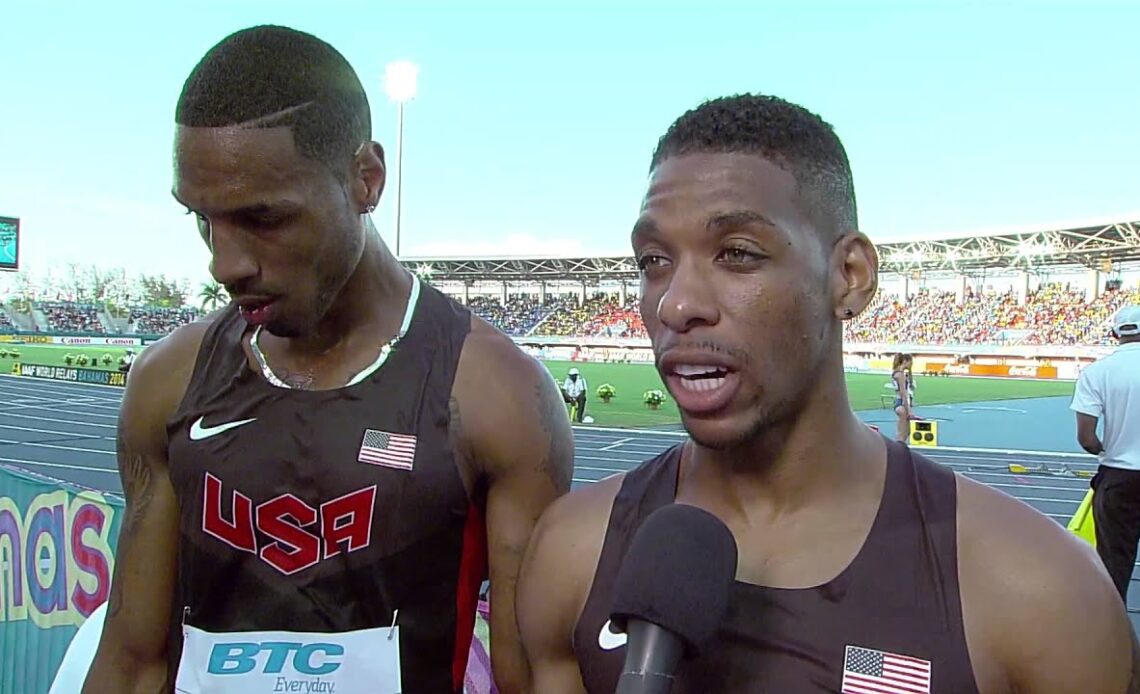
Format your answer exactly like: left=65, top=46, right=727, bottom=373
left=1004, top=560, right=1134, bottom=693
left=958, top=477, right=1135, bottom=693
left=453, top=326, right=575, bottom=693
left=516, top=502, right=588, bottom=694
left=83, top=326, right=205, bottom=693
left=1128, top=628, right=1140, bottom=694
left=516, top=477, right=622, bottom=694
left=1071, top=369, right=1104, bottom=456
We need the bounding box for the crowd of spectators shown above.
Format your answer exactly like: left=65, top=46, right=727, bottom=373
left=4, top=283, right=1140, bottom=347
left=579, top=297, right=646, bottom=339
left=843, top=283, right=1140, bottom=346
left=128, top=307, right=202, bottom=335
left=40, top=302, right=103, bottom=333
left=532, top=295, right=619, bottom=337
left=844, top=288, right=1018, bottom=344
left=470, top=284, right=1140, bottom=347
left=466, top=294, right=563, bottom=336
left=1021, top=285, right=1140, bottom=346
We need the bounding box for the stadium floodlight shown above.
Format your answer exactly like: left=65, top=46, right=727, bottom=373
left=384, top=60, right=419, bottom=103
left=383, top=60, right=419, bottom=259
left=1016, top=241, right=1055, bottom=257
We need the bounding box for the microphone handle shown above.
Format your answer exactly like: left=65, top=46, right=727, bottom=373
left=613, top=620, right=683, bottom=694
left=614, top=671, right=675, bottom=694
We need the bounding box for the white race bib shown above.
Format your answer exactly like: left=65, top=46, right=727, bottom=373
left=174, top=623, right=401, bottom=694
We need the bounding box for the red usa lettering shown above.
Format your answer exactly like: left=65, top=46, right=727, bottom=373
left=201, top=473, right=376, bottom=575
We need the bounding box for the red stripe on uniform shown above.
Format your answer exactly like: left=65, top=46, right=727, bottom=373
left=452, top=501, right=488, bottom=691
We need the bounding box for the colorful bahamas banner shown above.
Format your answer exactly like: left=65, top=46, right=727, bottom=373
left=0, top=461, right=499, bottom=694
left=0, top=463, right=122, bottom=694
left=465, top=599, right=497, bottom=693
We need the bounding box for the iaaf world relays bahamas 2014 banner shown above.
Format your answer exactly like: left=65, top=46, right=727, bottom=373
left=0, top=463, right=122, bottom=693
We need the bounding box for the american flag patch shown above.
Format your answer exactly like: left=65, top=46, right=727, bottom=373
left=841, top=645, right=931, bottom=694
left=358, top=429, right=417, bottom=470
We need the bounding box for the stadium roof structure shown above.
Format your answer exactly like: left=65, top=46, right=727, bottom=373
left=401, top=255, right=639, bottom=283
left=875, top=216, right=1140, bottom=275
left=399, top=216, right=1140, bottom=282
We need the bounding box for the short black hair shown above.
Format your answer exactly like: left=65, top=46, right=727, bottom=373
left=175, top=25, right=371, bottom=177
left=651, top=94, right=857, bottom=236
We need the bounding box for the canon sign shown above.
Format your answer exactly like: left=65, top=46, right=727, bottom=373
left=55, top=337, right=139, bottom=347
left=1008, top=366, right=1039, bottom=378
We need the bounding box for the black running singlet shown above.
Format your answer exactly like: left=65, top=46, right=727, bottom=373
left=165, top=279, right=484, bottom=693
left=573, top=439, right=981, bottom=693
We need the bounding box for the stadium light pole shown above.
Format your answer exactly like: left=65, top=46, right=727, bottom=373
left=383, top=60, right=418, bottom=259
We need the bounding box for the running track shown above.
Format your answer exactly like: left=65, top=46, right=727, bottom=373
left=2, top=374, right=1138, bottom=630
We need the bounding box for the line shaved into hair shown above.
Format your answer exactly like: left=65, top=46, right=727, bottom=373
left=175, top=25, right=370, bottom=178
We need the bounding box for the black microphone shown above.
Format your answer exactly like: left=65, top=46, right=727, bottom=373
left=609, top=503, right=738, bottom=694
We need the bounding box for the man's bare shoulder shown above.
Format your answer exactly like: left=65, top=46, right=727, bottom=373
left=519, top=473, right=627, bottom=647
left=125, top=315, right=218, bottom=417
left=539, top=472, right=627, bottom=542
left=454, top=315, right=564, bottom=425
left=956, top=472, right=1105, bottom=593
left=449, top=314, right=575, bottom=497
left=530, top=472, right=627, bottom=602
left=461, top=313, right=543, bottom=379
left=133, top=317, right=214, bottom=375
left=956, top=474, right=1134, bottom=691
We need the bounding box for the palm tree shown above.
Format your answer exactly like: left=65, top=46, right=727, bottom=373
left=199, top=281, right=227, bottom=311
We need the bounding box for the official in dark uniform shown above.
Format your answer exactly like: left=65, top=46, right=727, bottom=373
left=83, top=26, right=574, bottom=694
left=516, top=94, right=1137, bottom=692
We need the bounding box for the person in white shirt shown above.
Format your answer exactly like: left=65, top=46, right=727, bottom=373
left=119, top=349, right=135, bottom=374
left=49, top=602, right=106, bottom=693
left=1070, top=304, right=1140, bottom=601
left=562, top=367, right=588, bottom=423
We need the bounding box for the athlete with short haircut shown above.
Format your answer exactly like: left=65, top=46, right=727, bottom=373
left=84, top=25, right=573, bottom=694
left=517, top=94, right=1138, bottom=693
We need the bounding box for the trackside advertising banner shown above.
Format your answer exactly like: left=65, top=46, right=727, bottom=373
left=0, top=335, right=142, bottom=347
left=0, top=464, right=122, bottom=694
left=14, top=363, right=127, bottom=388
left=0, top=463, right=498, bottom=694
left=921, top=362, right=1060, bottom=379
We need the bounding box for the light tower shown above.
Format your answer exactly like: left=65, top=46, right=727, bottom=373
left=383, top=60, right=418, bottom=259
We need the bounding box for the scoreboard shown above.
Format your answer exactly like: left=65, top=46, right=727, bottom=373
left=0, top=216, right=17, bottom=271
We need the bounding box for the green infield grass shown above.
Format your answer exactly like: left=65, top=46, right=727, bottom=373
left=538, top=359, right=1076, bottom=429
left=0, top=346, right=1077, bottom=430
left=0, top=344, right=133, bottom=372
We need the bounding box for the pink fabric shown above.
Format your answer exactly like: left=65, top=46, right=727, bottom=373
left=463, top=599, right=498, bottom=694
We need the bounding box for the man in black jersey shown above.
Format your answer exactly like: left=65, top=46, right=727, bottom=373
left=517, top=94, right=1139, bottom=692
left=84, top=26, right=573, bottom=694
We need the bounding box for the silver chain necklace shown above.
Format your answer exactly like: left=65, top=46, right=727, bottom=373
left=249, top=274, right=421, bottom=389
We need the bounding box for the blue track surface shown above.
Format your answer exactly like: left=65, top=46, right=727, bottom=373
left=2, top=374, right=1136, bottom=629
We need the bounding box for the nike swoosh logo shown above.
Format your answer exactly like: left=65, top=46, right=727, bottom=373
left=189, top=416, right=257, bottom=441
left=598, top=619, right=627, bottom=651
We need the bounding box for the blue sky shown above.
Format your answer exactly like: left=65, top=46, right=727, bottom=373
left=1, top=0, right=1137, bottom=286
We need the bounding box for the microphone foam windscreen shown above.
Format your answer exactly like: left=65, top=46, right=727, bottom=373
left=610, top=503, right=738, bottom=657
